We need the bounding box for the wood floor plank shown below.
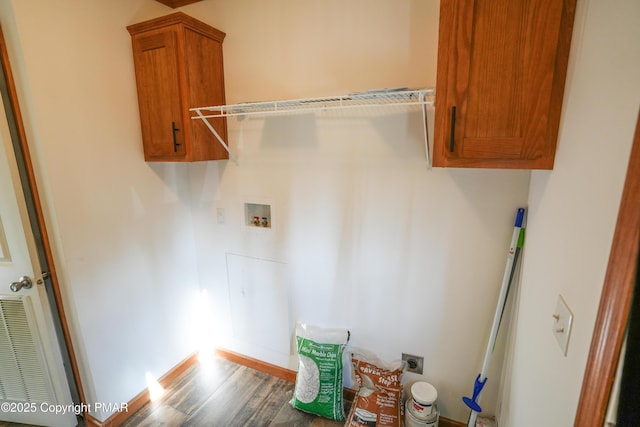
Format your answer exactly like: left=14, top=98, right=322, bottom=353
left=120, top=356, right=349, bottom=427
left=163, top=357, right=241, bottom=415
left=182, top=366, right=274, bottom=426
left=0, top=423, right=43, bottom=427
left=120, top=404, right=187, bottom=427
left=270, top=402, right=346, bottom=427
left=237, top=374, right=293, bottom=426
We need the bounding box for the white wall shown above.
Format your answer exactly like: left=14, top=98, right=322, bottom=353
left=0, top=0, right=205, bottom=421
left=187, top=0, right=529, bottom=422
left=0, top=0, right=532, bottom=423
left=499, top=0, right=640, bottom=425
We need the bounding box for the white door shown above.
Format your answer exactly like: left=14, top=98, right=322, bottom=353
left=0, top=94, right=76, bottom=425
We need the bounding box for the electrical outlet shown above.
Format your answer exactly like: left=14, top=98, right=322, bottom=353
left=553, top=295, right=574, bottom=356
left=402, top=353, right=424, bottom=375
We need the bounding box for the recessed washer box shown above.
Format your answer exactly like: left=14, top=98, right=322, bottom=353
left=244, top=202, right=272, bottom=229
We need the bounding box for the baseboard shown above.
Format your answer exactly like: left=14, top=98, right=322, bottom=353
left=215, top=347, right=297, bottom=382
left=214, top=348, right=466, bottom=427
left=440, top=417, right=467, bottom=427
left=83, top=352, right=199, bottom=427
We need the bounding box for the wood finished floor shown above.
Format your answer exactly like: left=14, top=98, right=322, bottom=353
left=0, top=357, right=347, bottom=427
left=120, top=356, right=348, bottom=427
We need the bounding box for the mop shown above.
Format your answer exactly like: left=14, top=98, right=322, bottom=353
left=462, top=207, right=526, bottom=427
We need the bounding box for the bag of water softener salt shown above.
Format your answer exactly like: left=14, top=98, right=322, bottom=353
left=290, top=322, right=350, bottom=420
left=345, top=352, right=405, bottom=427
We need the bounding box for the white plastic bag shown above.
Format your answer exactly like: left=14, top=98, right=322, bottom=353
left=290, top=322, right=350, bottom=420
left=346, top=351, right=406, bottom=427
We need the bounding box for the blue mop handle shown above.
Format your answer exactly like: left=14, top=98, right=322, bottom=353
left=514, top=208, right=525, bottom=228
left=462, top=374, right=487, bottom=413
left=463, top=207, right=527, bottom=427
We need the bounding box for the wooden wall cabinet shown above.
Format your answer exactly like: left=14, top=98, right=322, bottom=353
left=433, top=0, right=577, bottom=169
left=127, top=12, right=228, bottom=162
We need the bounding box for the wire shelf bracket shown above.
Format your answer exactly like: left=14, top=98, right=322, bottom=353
left=190, top=88, right=435, bottom=165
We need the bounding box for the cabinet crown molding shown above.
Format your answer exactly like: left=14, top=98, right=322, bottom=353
left=127, top=11, right=226, bottom=43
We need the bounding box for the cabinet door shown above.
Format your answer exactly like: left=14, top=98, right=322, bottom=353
left=183, top=28, right=228, bottom=161
left=131, top=29, right=185, bottom=160
left=434, top=0, right=575, bottom=169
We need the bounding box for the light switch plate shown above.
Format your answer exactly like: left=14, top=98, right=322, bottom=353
left=553, top=295, right=573, bottom=356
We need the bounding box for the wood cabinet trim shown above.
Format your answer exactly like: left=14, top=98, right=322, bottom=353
left=127, top=12, right=226, bottom=43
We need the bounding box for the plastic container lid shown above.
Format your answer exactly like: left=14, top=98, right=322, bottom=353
left=411, top=382, right=438, bottom=405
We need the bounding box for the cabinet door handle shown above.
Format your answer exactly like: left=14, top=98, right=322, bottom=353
left=172, top=121, right=181, bottom=152
left=449, top=106, right=456, bottom=152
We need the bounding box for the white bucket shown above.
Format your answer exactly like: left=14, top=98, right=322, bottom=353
left=405, top=382, right=439, bottom=427
left=405, top=399, right=439, bottom=427
left=410, top=382, right=438, bottom=419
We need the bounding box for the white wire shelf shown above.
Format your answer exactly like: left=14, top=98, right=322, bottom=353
left=191, top=88, right=434, bottom=118
left=190, top=88, right=435, bottom=164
